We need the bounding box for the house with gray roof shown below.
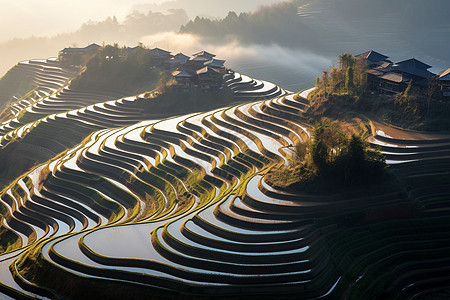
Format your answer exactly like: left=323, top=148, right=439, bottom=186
left=170, top=53, right=190, bottom=66
left=58, top=43, right=101, bottom=66
left=356, top=50, right=391, bottom=68
left=378, top=72, right=410, bottom=95
left=193, top=51, right=216, bottom=59
left=204, top=59, right=226, bottom=68
left=359, top=51, right=436, bottom=95
left=196, top=67, right=222, bottom=91
left=149, top=47, right=172, bottom=69
left=172, top=70, right=193, bottom=89
left=438, top=68, right=450, bottom=98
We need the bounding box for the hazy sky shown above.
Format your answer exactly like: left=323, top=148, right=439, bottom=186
left=0, top=0, right=167, bottom=42
left=0, top=0, right=283, bottom=43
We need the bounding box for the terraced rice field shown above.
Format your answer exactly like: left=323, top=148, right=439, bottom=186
left=0, top=60, right=450, bottom=299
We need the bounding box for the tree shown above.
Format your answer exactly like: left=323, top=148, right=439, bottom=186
left=339, top=52, right=356, bottom=71
left=345, top=66, right=355, bottom=93
left=310, top=125, right=329, bottom=173
left=426, top=77, right=440, bottom=120
left=322, top=71, right=329, bottom=97
left=158, top=72, right=168, bottom=93
left=309, top=121, right=346, bottom=173
left=404, top=80, right=413, bottom=98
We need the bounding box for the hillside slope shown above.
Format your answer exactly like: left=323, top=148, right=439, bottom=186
left=0, top=61, right=450, bottom=298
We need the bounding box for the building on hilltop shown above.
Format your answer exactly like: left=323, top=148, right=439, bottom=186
left=378, top=72, right=410, bottom=95
left=58, top=43, right=101, bottom=66
left=167, top=50, right=227, bottom=91
left=204, top=59, right=226, bottom=69
left=193, top=51, right=216, bottom=59
left=149, top=48, right=172, bottom=69
left=196, top=67, right=222, bottom=91
left=172, top=70, right=193, bottom=90
left=169, top=53, right=190, bottom=66
left=356, top=50, right=391, bottom=68
left=358, top=50, right=436, bottom=96
left=149, top=47, right=172, bottom=58
left=394, top=58, right=433, bottom=87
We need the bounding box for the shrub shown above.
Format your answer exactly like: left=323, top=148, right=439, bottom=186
left=267, top=121, right=386, bottom=192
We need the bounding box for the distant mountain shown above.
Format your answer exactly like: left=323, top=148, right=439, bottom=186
left=180, top=0, right=450, bottom=70
left=0, top=9, right=189, bottom=76
left=132, top=0, right=285, bottom=19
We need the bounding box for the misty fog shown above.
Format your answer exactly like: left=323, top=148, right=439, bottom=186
left=132, top=0, right=288, bottom=19
left=1, top=0, right=450, bottom=93
left=141, top=31, right=331, bottom=91
left=0, top=0, right=289, bottom=77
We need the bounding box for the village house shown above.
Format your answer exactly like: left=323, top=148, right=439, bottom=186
left=192, top=51, right=216, bottom=61
left=171, top=70, right=193, bottom=90
left=167, top=50, right=227, bottom=91
left=358, top=50, right=435, bottom=96
left=196, top=67, right=222, bottom=91
left=205, top=59, right=226, bottom=69
left=149, top=47, right=172, bottom=69
left=356, top=50, right=391, bottom=68
left=58, top=43, right=101, bottom=66
left=438, top=68, right=450, bottom=99
left=169, top=53, right=190, bottom=67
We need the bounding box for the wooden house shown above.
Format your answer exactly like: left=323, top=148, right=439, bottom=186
left=356, top=50, right=391, bottom=68
left=170, top=53, right=190, bottom=67
left=58, top=43, right=101, bottom=66
left=196, top=67, right=222, bottom=91
left=172, top=70, right=193, bottom=89
left=377, top=72, right=410, bottom=95
left=393, top=58, right=433, bottom=87
left=149, top=48, right=172, bottom=69
left=438, top=68, right=450, bottom=98
left=359, top=50, right=436, bottom=96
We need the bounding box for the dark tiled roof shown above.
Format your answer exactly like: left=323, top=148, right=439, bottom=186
left=367, top=69, right=383, bottom=76
left=61, top=43, right=100, bottom=53
left=196, top=66, right=220, bottom=75
left=374, top=62, right=394, bottom=73
left=172, top=70, right=192, bottom=77
left=170, top=53, right=190, bottom=65
left=204, top=59, right=226, bottom=68
left=191, top=55, right=212, bottom=62
left=85, top=43, right=101, bottom=50
left=174, top=53, right=190, bottom=60
left=395, top=65, right=433, bottom=79
left=150, top=48, right=171, bottom=56
left=357, top=50, right=389, bottom=62
left=379, top=72, right=409, bottom=83
left=193, top=51, right=216, bottom=58
left=396, top=58, right=432, bottom=70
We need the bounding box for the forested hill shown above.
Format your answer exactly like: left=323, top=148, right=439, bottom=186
left=180, top=0, right=450, bottom=65
left=180, top=1, right=312, bottom=48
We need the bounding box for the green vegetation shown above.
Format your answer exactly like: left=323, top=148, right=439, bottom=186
left=70, top=44, right=161, bottom=93
left=267, top=121, right=385, bottom=193
left=309, top=53, right=450, bottom=131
